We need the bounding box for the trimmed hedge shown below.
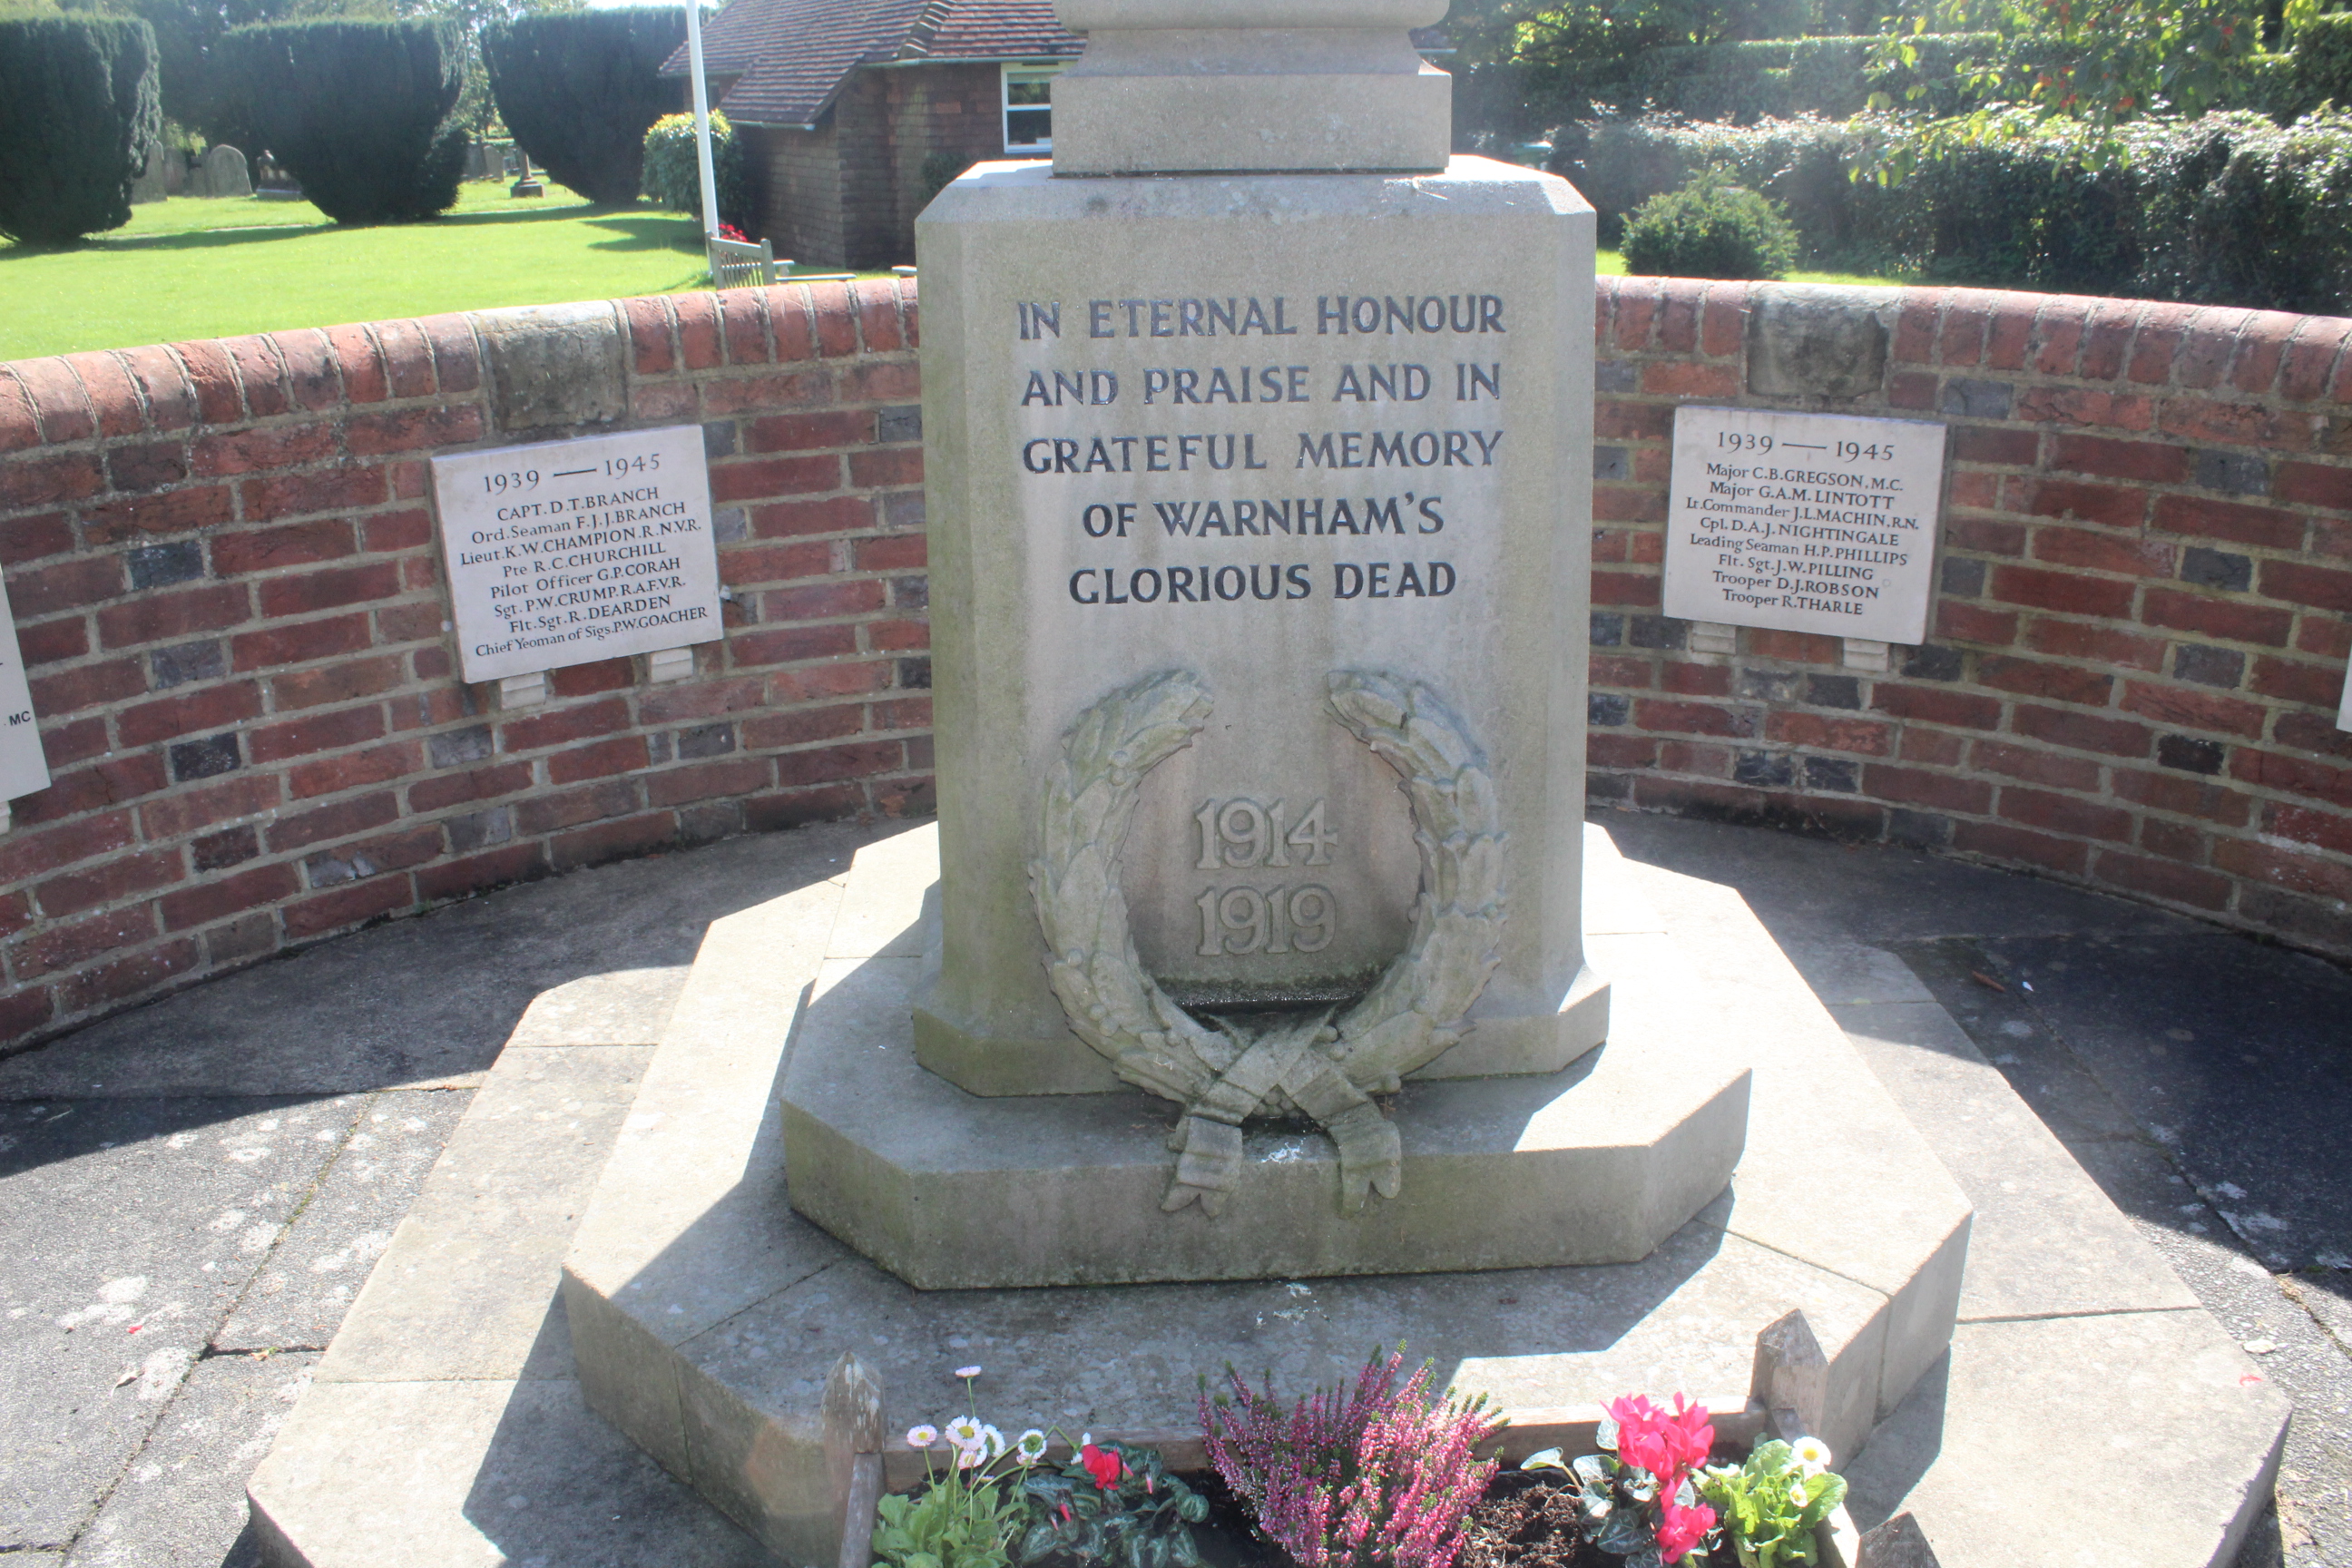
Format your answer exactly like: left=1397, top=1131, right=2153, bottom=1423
left=1583, top=109, right=2352, bottom=312
left=641, top=109, right=752, bottom=229
left=483, top=8, right=685, bottom=205
left=1623, top=172, right=1799, bottom=278
left=219, top=19, right=466, bottom=226
left=0, top=15, right=160, bottom=247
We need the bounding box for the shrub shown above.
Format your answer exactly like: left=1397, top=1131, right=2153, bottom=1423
left=1622, top=171, right=1801, bottom=279
left=1200, top=1349, right=1498, bottom=1568
left=218, top=19, right=466, bottom=226
left=482, top=9, right=685, bottom=205
left=0, top=15, right=160, bottom=247
left=640, top=109, right=752, bottom=228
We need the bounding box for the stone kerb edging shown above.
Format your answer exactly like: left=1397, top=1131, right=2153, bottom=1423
left=4, top=271, right=2350, bottom=1058
left=1588, top=277, right=2352, bottom=963
left=0, top=279, right=935, bottom=1054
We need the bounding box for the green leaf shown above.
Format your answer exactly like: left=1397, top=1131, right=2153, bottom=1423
left=1573, top=1454, right=1614, bottom=1490
left=1595, top=1509, right=1652, bottom=1555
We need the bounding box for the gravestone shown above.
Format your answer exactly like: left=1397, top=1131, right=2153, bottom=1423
left=777, top=0, right=1749, bottom=1287
left=196, top=144, right=252, bottom=199
left=128, top=142, right=167, bottom=205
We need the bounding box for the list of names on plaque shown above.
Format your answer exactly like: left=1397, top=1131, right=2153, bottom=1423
left=430, top=425, right=723, bottom=684
left=1662, top=404, right=1945, bottom=645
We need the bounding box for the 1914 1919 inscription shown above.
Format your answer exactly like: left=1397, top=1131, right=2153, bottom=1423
left=429, top=426, right=722, bottom=684
left=1663, top=405, right=1946, bottom=645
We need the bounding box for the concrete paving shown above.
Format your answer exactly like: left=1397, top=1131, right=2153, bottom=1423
left=1, top=809, right=2345, bottom=1565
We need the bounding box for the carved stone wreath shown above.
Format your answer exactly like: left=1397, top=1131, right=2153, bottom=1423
left=1028, top=668, right=1508, bottom=1218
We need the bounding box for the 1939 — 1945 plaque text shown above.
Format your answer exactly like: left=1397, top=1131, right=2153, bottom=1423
left=430, top=425, right=723, bottom=684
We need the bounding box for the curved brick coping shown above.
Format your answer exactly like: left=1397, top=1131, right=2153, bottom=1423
left=1589, top=278, right=2351, bottom=963
left=2, top=274, right=2348, bottom=1057
left=0, top=280, right=935, bottom=1054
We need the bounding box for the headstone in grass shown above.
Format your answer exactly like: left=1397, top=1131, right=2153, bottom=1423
left=196, top=143, right=250, bottom=199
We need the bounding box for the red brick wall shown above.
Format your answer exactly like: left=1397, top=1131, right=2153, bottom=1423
left=742, top=122, right=846, bottom=271
left=0, top=281, right=932, bottom=1052
left=1591, top=278, right=2352, bottom=961
left=3, top=274, right=2348, bottom=1055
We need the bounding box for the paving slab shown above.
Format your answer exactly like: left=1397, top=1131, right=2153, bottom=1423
left=317, top=1047, right=653, bottom=1386
left=62, top=1348, right=316, bottom=1568
left=1967, top=933, right=2352, bottom=1273
left=1, top=1095, right=355, bottom=1546
left=1843, top=1310, right=2288, bottom=1567
left=249, top=1372, right=778, bottom=1567
left=1833, top=999, right=2198, bottom=1322
left=215, top=1092, right=471, bottom=1354
left=0, top=826, right=873, bottom=1100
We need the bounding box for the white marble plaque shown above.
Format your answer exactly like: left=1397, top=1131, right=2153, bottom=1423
left=430, top=426, right=721, bottom=683
left=1662, top=405, right=1945, bottom=645
left=0, top=586, right=50, bottom=806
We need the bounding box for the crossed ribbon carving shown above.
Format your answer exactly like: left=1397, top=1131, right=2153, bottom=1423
left=1029, top=668, right=1505, bottom=1218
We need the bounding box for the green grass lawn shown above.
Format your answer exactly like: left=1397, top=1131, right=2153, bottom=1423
left=0, top=188, right=1904, bottom=364
left=1596, top=248, right=1903, bottom=289
left=0, top=181, right=714, bottom=361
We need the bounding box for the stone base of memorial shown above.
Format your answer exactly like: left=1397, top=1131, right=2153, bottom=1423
left=781, top=832, right=1747, bottom=1289
left=558, top=825, right=1971, bottom=1566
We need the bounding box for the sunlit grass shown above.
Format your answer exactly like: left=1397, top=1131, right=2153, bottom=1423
left=1, top=181, right=712, bottom=360
left=1596, top=248, right=1906, bottom=289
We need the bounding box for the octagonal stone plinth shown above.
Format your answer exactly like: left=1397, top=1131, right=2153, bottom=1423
left=779, top=826, right=1748, bottom=1289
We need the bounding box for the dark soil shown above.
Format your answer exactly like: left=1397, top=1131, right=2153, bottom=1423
left=1177, top=1468, right=1610, bottom=1568
left=1456, top=1472, right=1610, bottom=1568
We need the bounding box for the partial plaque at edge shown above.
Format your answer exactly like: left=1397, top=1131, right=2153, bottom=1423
left=1662, top=405, right=1945, bottom=646
left=0, top=588, right=50, bottom=804
left=430, top=425, right=723, bottom=684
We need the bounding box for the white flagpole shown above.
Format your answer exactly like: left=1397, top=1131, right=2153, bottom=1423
left=685, top=0, right=720, bottom=240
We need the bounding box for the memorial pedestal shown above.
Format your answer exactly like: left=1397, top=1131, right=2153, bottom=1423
left=559, top=824, right=1973, bottom=1567
left=782, top=828, right=1747, bottom=1289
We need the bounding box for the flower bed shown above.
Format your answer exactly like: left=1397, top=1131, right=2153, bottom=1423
left=858, top=1350, right=1854, bottom=1568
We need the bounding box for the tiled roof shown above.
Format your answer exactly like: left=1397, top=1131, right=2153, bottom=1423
left=665, top=0, right=1081, bottom=128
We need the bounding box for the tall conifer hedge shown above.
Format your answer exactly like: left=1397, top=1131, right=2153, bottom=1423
left=0, top=15, right=161, bottom=248
left=483, top=8, right=686, bottom=205
left=220, top=18, right=467, bottom=226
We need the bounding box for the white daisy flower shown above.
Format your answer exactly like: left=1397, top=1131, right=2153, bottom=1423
left=980, top=1425, right=1007, bottom=1462
left=906, top=1424, right=940, bottom=1447
left=945, top=1416, right=985, bottom=1449
left=955, top=1365, right=984, bottom=1378
left=1790, top=1436, right=1832, bottom=1474
left=1014, top=1429, right=1049, bottom=1465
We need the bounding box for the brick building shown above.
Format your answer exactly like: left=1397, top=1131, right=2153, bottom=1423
left=666, top=0, right=1081, bottom=270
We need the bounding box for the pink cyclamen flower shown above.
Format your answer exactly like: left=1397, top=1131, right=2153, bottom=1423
left=1655, top=1498, right=1717, bottom=1563
left=1081, top=1444, right=1122, bottom=1489
left=1661, top=1396, right=1715, bottom=1475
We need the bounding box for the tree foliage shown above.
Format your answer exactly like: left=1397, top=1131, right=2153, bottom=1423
left=218, top=17, right=466, bottom=222
left=0, top=15, right=161, bottom=246
left=641, top=108, right=751, bottom=228
left=482, top=7, right=683, bottom=203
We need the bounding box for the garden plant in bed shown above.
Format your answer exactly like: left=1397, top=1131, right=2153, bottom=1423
left=874, top=1353, right=1845, bottom=1568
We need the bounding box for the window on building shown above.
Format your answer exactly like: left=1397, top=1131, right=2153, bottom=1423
left=1004, top=64, right=1058, bottom=152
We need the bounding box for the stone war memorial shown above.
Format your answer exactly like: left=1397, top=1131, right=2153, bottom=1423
left=545, top=1, right=1973, bottom=1562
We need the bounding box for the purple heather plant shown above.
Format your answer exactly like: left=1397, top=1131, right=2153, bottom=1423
left=1199, top=1348, right=1500, bottom=1568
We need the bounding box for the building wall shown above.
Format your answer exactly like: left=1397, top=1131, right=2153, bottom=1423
left=1, top=274, right=2348, bottom=1057
left=0, top=282, right=930, bottom=1052
left=742, top=64, right=1026, bottom=271
left=740, top=121, right=846, bottom=270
